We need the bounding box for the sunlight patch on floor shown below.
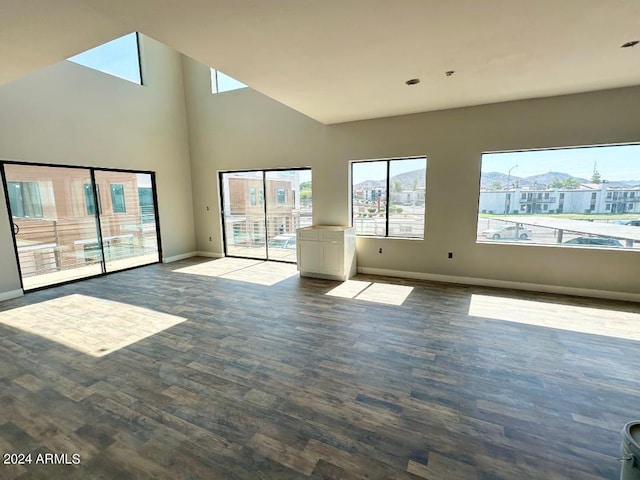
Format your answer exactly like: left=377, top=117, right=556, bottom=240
left=0, top=294, right=185, bottom=357
left=173, top=258, right=298, bottom=286
left=468, top=294, right=640, bottom=341
left=326, top=280, right=413, bottom=306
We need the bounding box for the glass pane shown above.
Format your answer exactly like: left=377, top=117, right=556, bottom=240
left=210, top=68, right=247, bottom=93
left=67, top=32, right=141, bottom=84
left=388, top=158, right=426, bottom=238
left=221, top=171, right=267, bottom=259
left=4, top=164, right=102, bottom=289
left=265, top=169, right=312, bottom=262
left=352, top=161, right=387, bottom=236
left=477, top=144, right=640, bottom=249
left=94, top=171, right=160, bottom=272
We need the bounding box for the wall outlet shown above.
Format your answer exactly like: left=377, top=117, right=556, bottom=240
left=379, top=248, right=383, bottom=254
left=448, top=252, right=453, bottom=259
left=209, top=236, right=212, bottom=242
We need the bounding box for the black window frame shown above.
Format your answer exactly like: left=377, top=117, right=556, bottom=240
left=350, top=156, right=427, bottom=239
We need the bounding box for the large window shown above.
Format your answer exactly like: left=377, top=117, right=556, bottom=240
left=477, top=144, right=640, bottom=249
left=351, top=157, right=426, bottom=238
left=67, top=32, right=142, bottom=85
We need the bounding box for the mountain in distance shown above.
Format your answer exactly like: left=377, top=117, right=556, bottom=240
left=354, top=168, right=426, bottom=190
left=520, top=172, right=589, bottom=187
left=356, top=168, right=639, bottom=190
left=353, top=179, right=385, bottom=189
left=481, top=172, right=511, bottom=188
left=391, top=168, right=426, bottom=189
left=606, top=179, right=640, bottom=188
left=481, top=171, right=590, bottom=189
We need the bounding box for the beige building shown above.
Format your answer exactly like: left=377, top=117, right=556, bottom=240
left=6, top=164, right=154, bottom=279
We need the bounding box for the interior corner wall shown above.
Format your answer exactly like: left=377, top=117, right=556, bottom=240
left=0, top=35, right=196, bottom=297
left=183, top=57, right=640, bottom=297
left=181, top=56, right=330, bottom=255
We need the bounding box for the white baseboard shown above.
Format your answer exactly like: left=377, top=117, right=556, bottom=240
left=163, top=251, right=225, bottom=263
left=0, top=289, right=24, bottom=302
left=357, top=267, right=640, bottom=303
left=195, top=251, right=224, bottom=258
left=163, top=252, right=198, bottom=263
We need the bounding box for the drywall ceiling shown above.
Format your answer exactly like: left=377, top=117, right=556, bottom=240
left=1, top=0, right=639, bottom=124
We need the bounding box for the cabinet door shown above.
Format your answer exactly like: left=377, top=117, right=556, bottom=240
left=298, top=241, right=322, bottom=272
left=321, top=243, right=343, bottom=274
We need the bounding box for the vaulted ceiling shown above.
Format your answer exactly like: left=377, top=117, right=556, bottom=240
left=1, top=0, right=639, bottom=124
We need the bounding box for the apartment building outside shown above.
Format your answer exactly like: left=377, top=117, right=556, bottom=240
left=479, top=182, right=640, bottom=216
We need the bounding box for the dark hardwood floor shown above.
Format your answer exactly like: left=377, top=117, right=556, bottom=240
left=0, top=256, right=639, bottom=479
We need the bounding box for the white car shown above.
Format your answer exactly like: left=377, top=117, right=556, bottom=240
left=482, top=224, right=533, bottom=240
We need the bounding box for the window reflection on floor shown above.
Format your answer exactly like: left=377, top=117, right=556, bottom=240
left=469, top=294, right=640, bottom=341
left=0, top=294, right=185, bottom=357
left=172, top=258, right=298, bottom=286
left=326, top=280, right=413, bottom=306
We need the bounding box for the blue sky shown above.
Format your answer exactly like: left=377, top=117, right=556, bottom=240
left=67, top=32, right=141, bottom=84
left=67, top=31, right=250, bottom=93
left=211, top=69, right=247, bottom=93
left=352, top=158, right=426, bottom=184
left=482, top=144, right=640, bottom=181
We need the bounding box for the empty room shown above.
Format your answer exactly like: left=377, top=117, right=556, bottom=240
left=0, top=1, right=639, bottom=479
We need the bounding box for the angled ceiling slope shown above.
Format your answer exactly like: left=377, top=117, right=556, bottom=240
left=2, top=0, right=640, bottom=124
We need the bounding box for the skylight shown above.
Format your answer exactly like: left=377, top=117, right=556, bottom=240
left=210, top=68, right=247, bottom=94
left=67, top=32, right=142, bottom=85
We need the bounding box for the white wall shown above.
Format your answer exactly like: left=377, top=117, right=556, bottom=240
left=183, top=55, right=640, bottom=298
left=182, top=57, right=328, bottom=255
left=2, top=46, right=638, bottom=300
left=0, top=35, right=195, bottom=297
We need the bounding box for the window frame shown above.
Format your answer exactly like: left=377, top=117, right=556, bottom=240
left=350, top=156, right=427, bottom=239
left=476, top=142, right=640, bottom=250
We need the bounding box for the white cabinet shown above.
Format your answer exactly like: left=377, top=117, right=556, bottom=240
left=296, top=226, right=356, bottom=281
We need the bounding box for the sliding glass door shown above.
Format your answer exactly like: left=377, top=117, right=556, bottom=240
left=220, top=168, right=312, bottom=263
left=2, top=163, right=160, bottom=290
left=94, top=171, right=160, bottom=272
left=220, top=171, right=268, bottom=259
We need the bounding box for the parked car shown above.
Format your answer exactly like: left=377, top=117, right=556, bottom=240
left=267, top=233, right=297, bottom=249
left=563, top=236, right=623, bottom=247
left=482, top=224, right=533, bottom=240
left=615, top=219, right=640, bottom=226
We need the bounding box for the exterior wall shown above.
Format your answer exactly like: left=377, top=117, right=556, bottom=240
left=0, top=35, right=195, bottom=296
left=183, top=53, right=640, bottom=296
